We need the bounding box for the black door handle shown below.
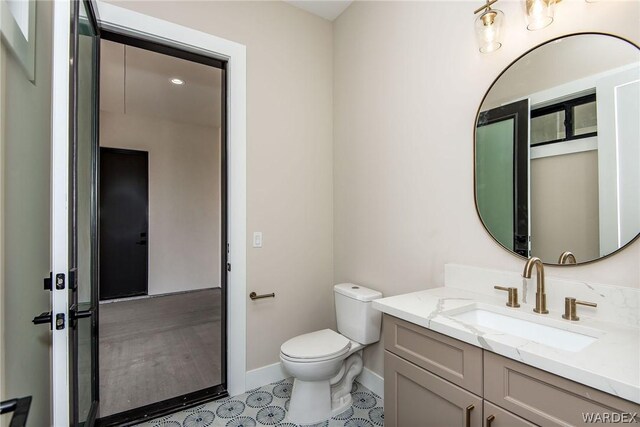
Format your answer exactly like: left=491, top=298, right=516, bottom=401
left=69, top=306, right=93, bottom=329
left=1, top=396, right=32, bottom=427
left=32, top=312, right=65, bottom=330
left=32, top=312, right=52, bottom=327
left=135, top=240, right=147, bottom=245
left=70, top=308, right=93, bottom=320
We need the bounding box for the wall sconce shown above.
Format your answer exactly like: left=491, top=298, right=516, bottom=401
left=474, top=0, right=505, bottom=53
left=525, top=0, right=557, bottom=31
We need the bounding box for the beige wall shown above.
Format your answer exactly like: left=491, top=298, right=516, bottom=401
left=104, top=1, right=335, bottom=370
left=334, top=1, right=640, bottom=377
left=0, top=2, right=53, bottom=426
left=531, top=150, right=600, bottom=262
left=100, top=110, right=221, bottom=296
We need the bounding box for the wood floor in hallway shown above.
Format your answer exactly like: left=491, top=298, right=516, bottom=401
left=99, top=288, right=222, bottom=417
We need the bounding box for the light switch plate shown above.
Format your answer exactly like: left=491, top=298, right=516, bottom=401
left=253, top=232, right=263, bottom=248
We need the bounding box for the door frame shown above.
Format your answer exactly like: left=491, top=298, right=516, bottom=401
left=93, top=0, right=247, bottom=398
left=51, top=0, right=73, bottom=425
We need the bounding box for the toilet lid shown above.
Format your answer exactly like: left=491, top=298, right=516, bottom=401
left=281, top=329, right=351, bottom=360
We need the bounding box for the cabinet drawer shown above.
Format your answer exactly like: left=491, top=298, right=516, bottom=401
left=484, top=351, right=640, bottom=426
left=385, top=350, right=483, bottom=427
left=384, top=314, right=483, bottom=395
left=483, top=401, right=535, bottom=427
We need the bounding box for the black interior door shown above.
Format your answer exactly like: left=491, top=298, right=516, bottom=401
left=100, top=148, right=149, bottom=300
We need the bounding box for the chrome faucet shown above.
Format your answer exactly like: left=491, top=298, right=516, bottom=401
left=558, top=251, right=577, bottom=265
left=523, top=257, right=548, bottom=314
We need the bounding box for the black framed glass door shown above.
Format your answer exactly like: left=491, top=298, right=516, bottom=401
left=70, top=1, right=101, bottom=425
left=95, top=28, right=229, bottom=427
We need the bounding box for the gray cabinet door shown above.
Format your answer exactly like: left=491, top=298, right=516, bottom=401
left=383, top=314, right=483, bottom=395
left=483, top=401, right=536, bottom=427
left=385, top=350, right=482, bottom=427
left=484, top=351, right=640, bottom=426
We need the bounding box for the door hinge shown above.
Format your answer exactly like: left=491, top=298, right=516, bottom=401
left=55, top=273, right=65, bottom=290
left=227, top=263, right=231, bottom=272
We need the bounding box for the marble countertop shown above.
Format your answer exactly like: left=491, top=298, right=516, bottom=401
left=372, top=286, right=640, bottom=404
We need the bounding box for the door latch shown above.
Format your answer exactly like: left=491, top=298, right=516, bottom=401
left=55, top=313, right=65, bottom=330
left=55, top=273, right=65, bottom=290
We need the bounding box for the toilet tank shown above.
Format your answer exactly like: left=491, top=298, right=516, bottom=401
left=334, top=283, right=382, bottom=344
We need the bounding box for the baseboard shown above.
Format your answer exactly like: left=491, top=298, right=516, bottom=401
left=245, top=362, right=288, bottom=391
left=356, top=367, right=384, bottom=399
left=245, top=363, right=384, bottom=399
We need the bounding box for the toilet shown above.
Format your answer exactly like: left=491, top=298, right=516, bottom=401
left=280, top=283, right=382, bottom=425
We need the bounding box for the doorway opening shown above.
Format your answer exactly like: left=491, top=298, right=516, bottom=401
left=96, top=32, right=228, bottom=425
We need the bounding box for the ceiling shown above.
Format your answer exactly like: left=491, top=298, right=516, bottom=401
left=100, top=40, right=222, bottom=128
left=284, top=0, right=352, bottom=21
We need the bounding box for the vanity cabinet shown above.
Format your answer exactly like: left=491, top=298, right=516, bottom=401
left=383, top=313, right=482, bottom=395
left=385, top=351, right=482, bottom=427
left=485, top=351, right=640, bottom=426
left=383, top=314, right=640, bottom=427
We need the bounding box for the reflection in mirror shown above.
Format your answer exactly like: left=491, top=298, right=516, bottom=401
left=475, top=34, right=640, bottom=265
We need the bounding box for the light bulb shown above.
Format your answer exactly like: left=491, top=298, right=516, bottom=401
left=475, top=8, right=504, bottom=53
left=526, top=0, right=555, bottom=31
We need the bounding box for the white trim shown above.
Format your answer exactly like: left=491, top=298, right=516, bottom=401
left=356, top=367, right=384, bottom=399
left=245, top=362, right=289, bottom=391
left=51, top=1, right=71, bottom=425
left=530, top=136, right=598, bottom=160
left=596, top=66, right=640, bottom=256
left=0, top=12, right=6, bottom=406
left=95, top=1, right=247, bottom=397
left=0, top=0, right=36, bottom=81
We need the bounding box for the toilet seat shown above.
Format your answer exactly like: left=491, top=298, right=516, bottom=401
left=280, top=329, right=351, bottom=362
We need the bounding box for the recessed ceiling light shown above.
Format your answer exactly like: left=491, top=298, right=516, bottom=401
left=170, top=78, right=185, bottom=85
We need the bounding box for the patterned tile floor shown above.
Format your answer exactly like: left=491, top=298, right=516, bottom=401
left=135, top=378, right=384, bottom=427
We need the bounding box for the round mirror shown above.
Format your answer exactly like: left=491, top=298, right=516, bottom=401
left=475, top=33, right=639, bottom=265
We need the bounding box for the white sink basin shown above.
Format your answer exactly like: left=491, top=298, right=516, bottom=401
left=447, top=306, right=599, bottom=352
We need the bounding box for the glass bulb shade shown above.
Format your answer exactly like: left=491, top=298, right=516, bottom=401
left=526, top=0, right=555, bottom=31
left=475, top=9, right=504, bottom=53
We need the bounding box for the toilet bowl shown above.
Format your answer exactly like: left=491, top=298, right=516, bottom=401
left=280, top=284, right=382, bottom=425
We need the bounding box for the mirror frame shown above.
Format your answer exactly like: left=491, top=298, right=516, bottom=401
left=473, top=32, right=640, bottom=266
